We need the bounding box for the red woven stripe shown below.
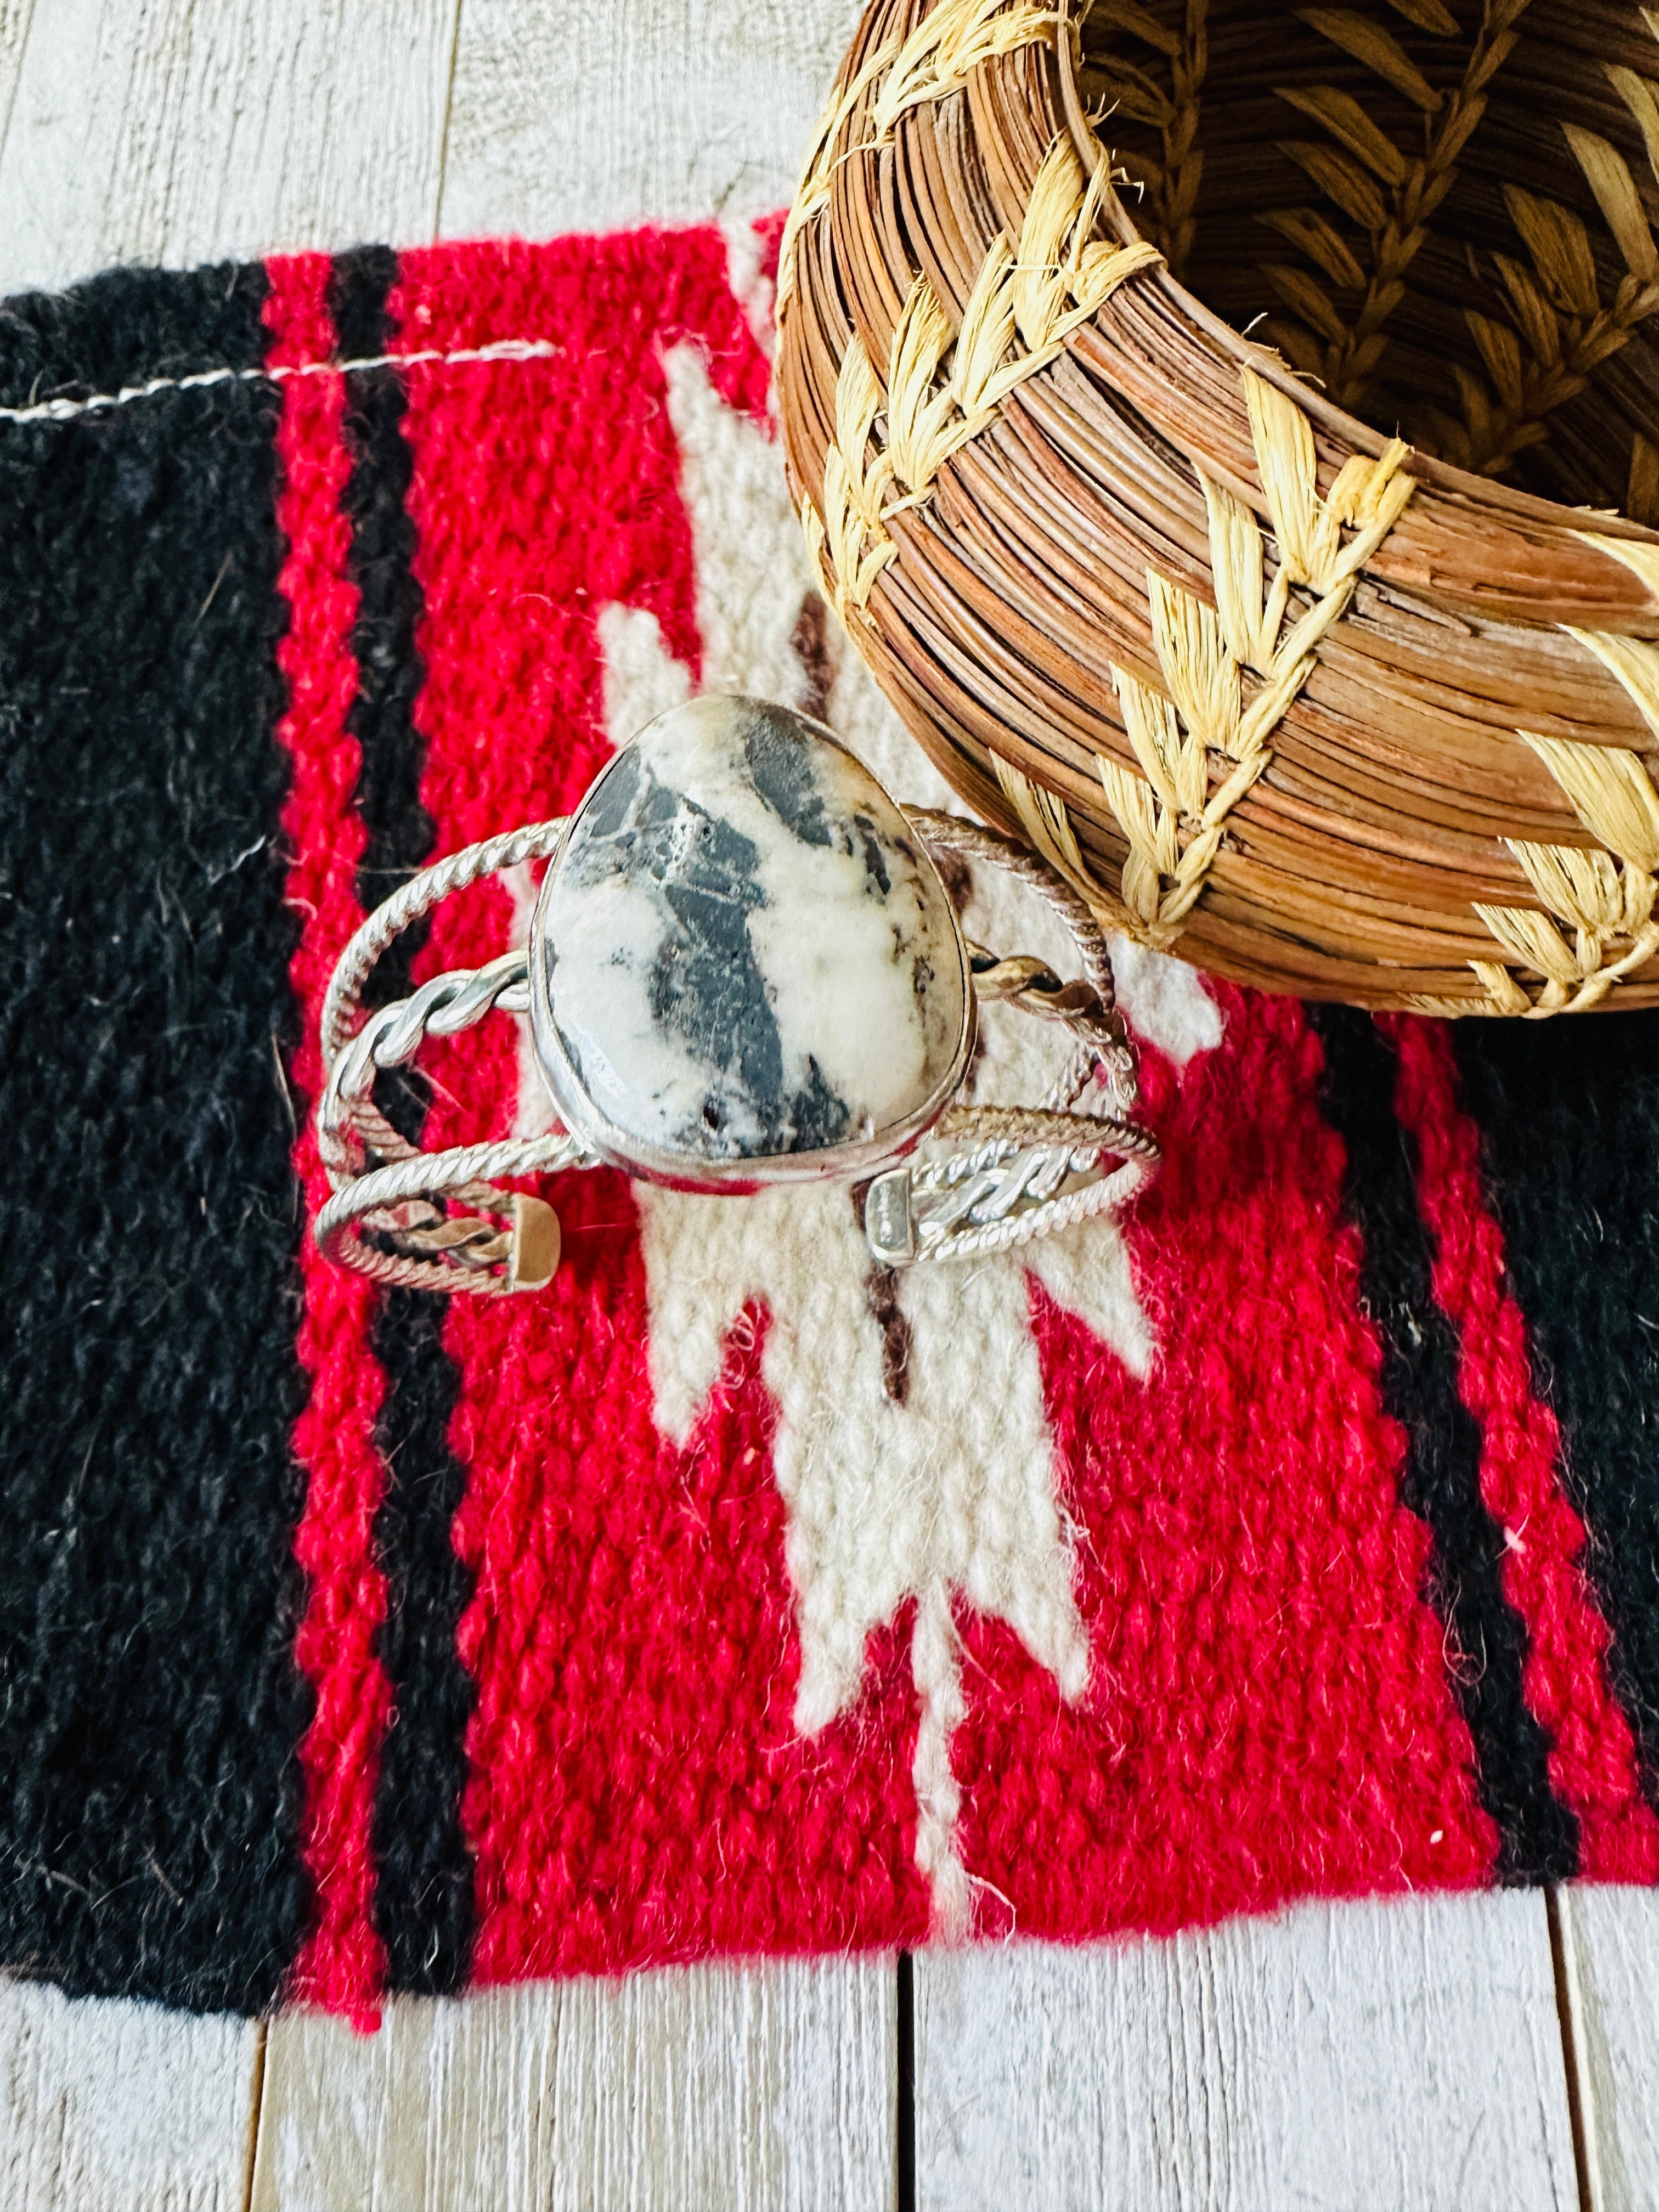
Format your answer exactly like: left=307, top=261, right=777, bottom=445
left=1387, top=1014, right=1659, bottom=1880
left=264, top=255, right=392, bottom=2024
left=382, top=233, right=938, bottom=1982
left=385, top=233, right=928, bottom=1976
left=954, top=994, right=1499, bottom=1937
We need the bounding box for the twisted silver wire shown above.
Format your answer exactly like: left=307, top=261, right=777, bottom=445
left=321, top=817, right=568, bottom=1071
left=905, top=809, right=1137, bottom=1116
left=895, top=810, right=1157, bottom=1259
left=317, top=817, right=571, bottom=1291
left=915, top=1152, right=1155, bottom=1261
left=314, top=1132, right=592, bottom=1295
left=907, top=1106, right=1160, bottom=1262
left=320, top=951, right=531, bottom=1181
left=313, top=799, right=1160, bottom=1291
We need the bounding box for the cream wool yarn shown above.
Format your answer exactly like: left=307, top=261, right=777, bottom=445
left=515, top=335, right=1222, bottom=1933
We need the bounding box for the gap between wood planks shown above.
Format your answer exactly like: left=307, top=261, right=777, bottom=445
left=433, top=0, right=464, bottom=242
left=240, top=2019, right=270, bottom=2212
left=896, top=1953, right=916, bottom=2212
left=1547, top=1887, right=1595, bottom=2212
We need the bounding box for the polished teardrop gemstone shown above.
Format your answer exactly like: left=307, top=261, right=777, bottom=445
left=531, top=694, right=969, bottom=1178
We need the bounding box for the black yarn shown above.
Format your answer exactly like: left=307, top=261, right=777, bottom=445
left=0, top=259, right=269, bottom=411
left=0, top=263, right=312, bottom=2011
left=367, top=1291, right=477, bottom=1993
left=330, top=242, right=400, bottom=366
left=1456, top=1014, right=1659, bottom=1813
left=329, top=247, right=478, bottom=1994
left=1309, top=1005, right=1579, bottom=1883
left=332, top=245, right=436, bottom=1147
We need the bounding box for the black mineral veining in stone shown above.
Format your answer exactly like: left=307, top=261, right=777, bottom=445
left=537, top=697, right=967, bottom=1173
left=744, top=717, right=893, bottom=898
left=551, top=738, right=854, bottom=1158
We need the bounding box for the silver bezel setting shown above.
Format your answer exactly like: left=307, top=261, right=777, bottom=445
left=526, top=730, right=976, bottom=1197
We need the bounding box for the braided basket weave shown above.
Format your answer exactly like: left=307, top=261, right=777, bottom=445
left=775, top=0, right=1659, bottom=1013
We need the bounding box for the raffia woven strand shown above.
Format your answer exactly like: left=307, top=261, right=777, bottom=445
left=776, top=0, right=1063, bottom=311
left=801, top=138, right=1159, bottom=627
left=1452, top=101, right=1659, bottom=477
left=1417, top=557, right=1659, bottom=1017
left=992, top=366, right=1412, bottom=951
left=1077, top=0, right=1209, bottom=277
left=1259, top=0, right=1532, bottom=419
left=1250, top=2, right=1659, bottom=481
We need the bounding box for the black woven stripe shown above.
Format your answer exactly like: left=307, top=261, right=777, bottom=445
left=0, top=259, right=271, bottom=408
left=330, top=246, right=477, bottom=1995
left=0, top=263, right=312, bottom=2011
left=1308, top=1005, right=1578, bottom=1882
left=366, top=1289, right=476, bottom=1991
left=1455, top=1014, right=1659, bottom=1812
left=333, top=244, right=435, bottom=1147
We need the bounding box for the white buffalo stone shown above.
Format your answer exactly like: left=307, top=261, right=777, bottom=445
left=532, top=694, right=968, bottom=1174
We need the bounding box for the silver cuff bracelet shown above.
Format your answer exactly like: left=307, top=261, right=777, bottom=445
left=313, top=695, right=1160, bottom=1295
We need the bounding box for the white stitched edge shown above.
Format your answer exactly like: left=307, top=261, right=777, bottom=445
left=0, top=337, right=565, bottom=424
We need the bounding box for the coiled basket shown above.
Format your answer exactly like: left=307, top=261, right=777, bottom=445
left=775, top=0, right=1659, bottom=1013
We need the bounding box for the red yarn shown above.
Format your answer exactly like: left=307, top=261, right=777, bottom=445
left=751, top=208, right=788, bottom=291
left=1385, top=1014, right=1659, bottom=1881
left=383, top=232, right=929, bottom=1975
left=262, top=227, right=1659, bottom=2015
left=953, top=994, right=1499, bottom=1939
left=264, top=255, right=393, bottom=2027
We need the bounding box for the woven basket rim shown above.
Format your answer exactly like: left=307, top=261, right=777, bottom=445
left=1052, top=0, right=1659, bottom=548
left=777, top=0, right=1659, bottom=1017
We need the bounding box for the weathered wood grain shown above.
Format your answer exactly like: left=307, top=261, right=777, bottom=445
left=1556, top=1884, right=1659, bottom=2212
left=915, top=1892, right=1581, bottom=2212
left=0, top=0, right=458, bottom=298
left=0, top=1976, right=263, bottom=2212
left=249, top=1957, right=895, bottom=2212
left=0, top=0, right=36, bottom=175
left=438, top=0, right=861, bottom=242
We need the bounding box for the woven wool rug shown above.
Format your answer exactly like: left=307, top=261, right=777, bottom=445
left=4, top=224, right=1659, bottom=2025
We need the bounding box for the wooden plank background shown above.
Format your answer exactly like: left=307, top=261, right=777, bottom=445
left=915, top=1895, right=1581, bottom=2212
left=0, top=2, right=1655, bottom=2206
left=248, top=1959, right=894, bottom=2212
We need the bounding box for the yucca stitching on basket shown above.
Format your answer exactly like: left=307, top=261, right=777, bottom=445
left=800, top=139, right=1159, bottom=622
left=991, top=366, right=1412, bottom=950
left=885, top=145, right=1159, bottom=495
left=1425, top=630, right=1659, bottom=1016
left=868, top=0, right=1063, bottom=138
left=1259, top=0, right=1531, bottom=419
left=1076, top=0, right=1209, bottom=276
left=800, top=337, right=895, bottom=623
left=1452, top=115, right=1659, bottom=478
left=776, top=0, right=1063, bottom=310
left=1255, top=0, right=1659, bottom=481
left=1395, top=530, right=1659, bottom=1017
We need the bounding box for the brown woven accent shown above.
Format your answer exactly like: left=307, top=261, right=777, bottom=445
left=776, top=0, right=1659, bottom=1013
